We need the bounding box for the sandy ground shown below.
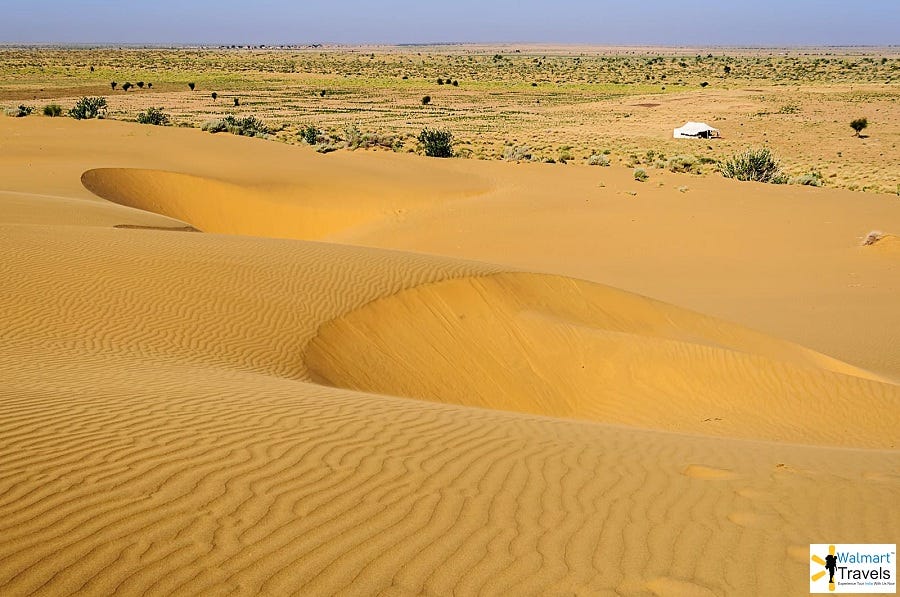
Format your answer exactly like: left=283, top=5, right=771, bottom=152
left=1, top=116, right=898, bottom=595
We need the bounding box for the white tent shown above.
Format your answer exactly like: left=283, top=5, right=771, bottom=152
left=674, top=122, right=720, bottom=139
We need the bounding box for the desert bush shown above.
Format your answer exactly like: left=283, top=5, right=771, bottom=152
left=110, top=81, right=117, bottom=90
left=211, top=92, right=218, bottom=101
left=587, top=154, right=610, bottom=166
left=122, top=82, right=132, bottom=92
left=503, top=145, right=533, bottom=161
left=136, top=81, right=145, bottom=89
left=666, top=154, right=697, bottom=173
left=202, top=115, right=269, bottom=137
left=5, top=104, right=33, bottom=117
left=850, top=117, right=868, bottom=136
left=720, top=147, right=788, bottom=184
left=344, top=124, right=363, bottom=149
left=792, top=170, right=824, bottom=186
left=136, top=107, right=170, bottom=126
left=43, top=103, right=63, bottom=117
left=188, top=82, right=196, bottom=91
left=418, top=128, right=453, bottom=157
left=421, top=95, right=431, bottom=105
left=69, top=97, right=107, bottom=120
left=300, top=124, right=321, bottom=145
left=634, top=168, right=649, bottom=182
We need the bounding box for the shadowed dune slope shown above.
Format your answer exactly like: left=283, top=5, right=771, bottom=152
left=308, top=272, right=897, bottom=446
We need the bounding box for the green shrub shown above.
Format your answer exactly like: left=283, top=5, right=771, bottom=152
left=42, top=104, right=63, bottom=117
left=587, top=154, right=610, bottom=166
left=5, top=104, right=33, bottom=117
left=418, top=128, right=453, bottom=157
left=720, top=147, right=788, bottom=184
left=850, top=117, right=868, bottom=136
left=136, top=107, right=170, bottom=126
left=69, top=97, right=107, bottom=120
left=300, top=124, right=321, bottom=145
left=634, top=168, right=649, bottom=182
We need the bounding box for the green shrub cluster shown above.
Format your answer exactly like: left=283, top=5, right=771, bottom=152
left=42, top=104, right=63, bottom=117
left=136, top=107, right=170, bottom=126
left=68, top=97, right=107, bottom=120
left=720, top=147, right=788, bottom=184
left=418, top=128, right=453, bottom=158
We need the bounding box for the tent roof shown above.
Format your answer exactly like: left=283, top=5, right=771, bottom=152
left=676, top=122, right=719, bottom=134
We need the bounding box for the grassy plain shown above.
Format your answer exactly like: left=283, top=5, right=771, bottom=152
left=2, top=45, right=898, bottom=193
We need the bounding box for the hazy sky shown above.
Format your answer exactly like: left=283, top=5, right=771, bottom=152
left=2, top=0, right=898, bottom=46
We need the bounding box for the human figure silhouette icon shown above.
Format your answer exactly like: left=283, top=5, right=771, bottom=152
left=825, top=554, right=837, bottom=583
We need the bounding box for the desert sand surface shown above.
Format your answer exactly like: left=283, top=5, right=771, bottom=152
left=1, top=115, right=899, bottom=595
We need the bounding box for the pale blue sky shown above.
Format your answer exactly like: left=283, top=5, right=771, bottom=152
left=2, top=0, right=898, bottom=46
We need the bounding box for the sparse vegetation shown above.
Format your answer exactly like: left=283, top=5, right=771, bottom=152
left=136, top=107, right=170, bottom=126
left=634, top=168, right=649, bottom=182
left=421, top=95, right=431, bottom=105
left=720, top=148, right=788, bottom=184
left=188, top=82, right=196, bottom=91
left=588, top=154, right=610, bottom=166
left=68, top=97, right=107, bottom=120
left=418, top=128, right=453, bottom=158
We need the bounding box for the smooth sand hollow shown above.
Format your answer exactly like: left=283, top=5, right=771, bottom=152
left=1, top=116, right=898, bottom=595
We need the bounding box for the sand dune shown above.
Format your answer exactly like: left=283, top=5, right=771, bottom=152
left=1, top=117, right=899, bottom=595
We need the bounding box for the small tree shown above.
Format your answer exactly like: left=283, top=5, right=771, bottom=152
left=418, top=128, right=453, bottom=158
left=122, top=82, right=132, bottom=92
left=850, top=117, right=868, bottom=137
left=211, top=92, right=218, bottom=101
left=234, top=97, right=240, bottom=107
left=136, top=81, right=144, bottom=89
left=147, top=82, right=152, bottom=89
left=110, top=81, right=117, bottom=91
left=188, top=82, right=196, bottom=91
left=421, top=95, right=431, bottom=105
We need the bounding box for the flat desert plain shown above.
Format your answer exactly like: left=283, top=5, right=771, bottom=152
left=1, top=48, right=899, bottom=596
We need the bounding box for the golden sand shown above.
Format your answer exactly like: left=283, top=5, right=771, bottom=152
left=1, top=116, right=898, bottom=595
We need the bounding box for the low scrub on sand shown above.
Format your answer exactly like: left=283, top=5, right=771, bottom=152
left=634, top=168, right=649, bottom=182
left=720, top=147, right=788, bottom=184
left=136, top=107, right=170, bottom=126
left=42, top=104, right=63, bottom=117
left=418, top=128, right=454, bottom=158
left=5, top=104, right=33, bottom=117
left=69, top=97, right=107, bottom=120
left=202, top=115, right=269, bottom=138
